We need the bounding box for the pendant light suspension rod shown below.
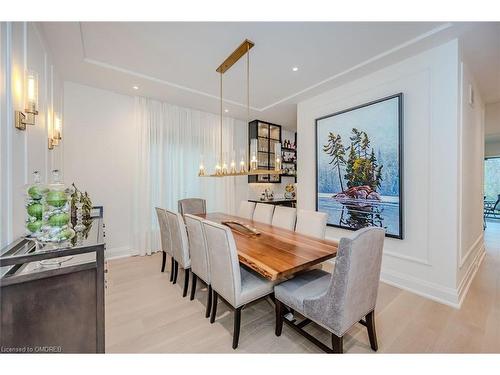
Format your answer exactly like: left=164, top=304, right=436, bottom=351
left=247, top=42, right=250, bottom=127
left=220, top=71, right=223, bottom=167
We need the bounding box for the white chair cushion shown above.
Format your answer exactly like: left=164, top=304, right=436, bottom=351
left=184, top=214, right=210, bottom=284
left=238, top=266, right=275, bottom=307
left=295, top=209, right=328, bottom=239
left=271, top=206, right=297, bottom=230
left=166, top=210, right=191, bottom=269
left=253, top=203, right=275, bottom=224
left=274, top=269, right=331, bottom=311
left=238, top=201, right=256, bottom=220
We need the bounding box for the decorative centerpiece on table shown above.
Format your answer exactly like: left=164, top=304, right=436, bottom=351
left=37, top=169, right=76, bottom=244
left=284, top=183, right=296, bottom=199
left=70, top=184, right=93, bottom=246
left=70, top=184, right=93, bottom=227
left=25, top=171, right=48, bottom=237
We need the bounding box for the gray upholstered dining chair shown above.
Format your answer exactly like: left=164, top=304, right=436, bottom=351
left=295, top=209, right=328, bottom=239
left=178, top=198, right=206, bottom=216
left=237, top=201, right=256, bottom=220
left=165, top=209, right=191, bottom=297
left=252, top=203, right=275, bottom=224
left=202, top=220, right=275, bottom=349
left=184, top=214, right=212, bottom=318
left=274, top=227, right=385, bottom=353
left=271, top=206, right=297, bottom=230
left=155, top=207, right=175, bottom=281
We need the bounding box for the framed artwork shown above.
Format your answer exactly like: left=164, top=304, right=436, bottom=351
left=315, top=93, right=404, bottom=239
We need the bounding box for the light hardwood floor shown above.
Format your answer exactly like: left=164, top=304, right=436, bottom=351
left=105, top=221, right=500, bottom=353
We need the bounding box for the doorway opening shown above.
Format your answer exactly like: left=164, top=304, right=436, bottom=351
left=484, top=157, right=500, bottom=235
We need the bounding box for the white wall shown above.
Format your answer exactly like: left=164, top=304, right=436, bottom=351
left=297, top=40, right=481, bottom=307
left=0, top=22, right=63, bottom=247
left=457, top=61, right=485, bottom=296
left=485, top=101, right=500, bottom=157
left=63, top=82, right=136, bottom=257
left=63, top=82, right=250, bottom=258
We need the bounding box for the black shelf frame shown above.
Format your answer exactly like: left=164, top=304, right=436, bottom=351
left=248, top=120, right=282, bottom=184
left=281, top=132, right=297, bottom=182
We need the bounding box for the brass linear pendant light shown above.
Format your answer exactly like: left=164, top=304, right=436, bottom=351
left=199, top=39, right=282, bottom=177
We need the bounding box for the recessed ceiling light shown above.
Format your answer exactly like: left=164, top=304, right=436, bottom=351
left=132, top=85, right=139, bottom=90
left=292, top=67, right=299, bottom=72
left=224, top=109, right=229, bottom=113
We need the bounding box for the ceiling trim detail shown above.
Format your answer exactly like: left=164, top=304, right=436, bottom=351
left=79, top=22, right=453, bottom=111
left=83, top=57, right=262, bottom=111
left=260, top=23, right=453, bottom=110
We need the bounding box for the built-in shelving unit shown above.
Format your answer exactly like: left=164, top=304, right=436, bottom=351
left=281, top=132, right=297, bottom=182
left=248, top=120, right=282, bottom=183
left=248, top=121, right=297, bottom=183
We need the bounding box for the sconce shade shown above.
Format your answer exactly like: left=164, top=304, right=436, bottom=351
left=48, top=112, right=62, bottom=149
left=54, top=113, right=62, bottom=141
left=15, top=69, right=39, bottom=130
left=25, top=70, right=39, bottom=115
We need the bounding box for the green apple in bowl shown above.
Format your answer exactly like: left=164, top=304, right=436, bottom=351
left=26, top=220, right=43, bottom=233
left=28, top=185, right=48, bottom=200
left=27, top=202, right=43, bottom=220
left=48, top=212, right=70, bottom=227
left=57, top=228, right=75, bottom=241
left=46, top=190, right=68, bottom=208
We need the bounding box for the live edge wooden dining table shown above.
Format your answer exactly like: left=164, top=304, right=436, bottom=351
left=195, top=213, right=338, bottom=281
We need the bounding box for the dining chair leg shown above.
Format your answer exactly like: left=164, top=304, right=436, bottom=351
left=366, top=310, right=378, bottom=351
left=232, top=307, right=242, bottom=350
left=169, top=258, right=174, bottom=282
left=182, top=269, right=190, bottom=297
left=190, top=273, right=198, bottom=301
left=275, top=299, right=283, bottom=337
left=173, top=261, right=179, bottom=284
left=210, top=291, right=218, bottom=324
left=161, top=251, right=166, bottom=272
left=331, top=334, right=343, bottom=354
left=205, top=285, right=212, bottom=318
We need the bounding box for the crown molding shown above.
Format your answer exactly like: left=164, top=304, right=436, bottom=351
left=83, top=57, right=262, bottom=111
left=79, top=22, right=453, bottom=112
left=260, top=23, right=453, bottom=110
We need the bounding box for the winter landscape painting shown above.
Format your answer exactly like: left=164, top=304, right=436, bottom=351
left=315, top=94, right=403, bottom=238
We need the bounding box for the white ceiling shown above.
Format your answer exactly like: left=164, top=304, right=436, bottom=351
left=40, top=22, right=500, bottom=129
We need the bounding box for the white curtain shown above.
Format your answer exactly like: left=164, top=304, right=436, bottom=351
left=133, top=97, right=246, bottom=256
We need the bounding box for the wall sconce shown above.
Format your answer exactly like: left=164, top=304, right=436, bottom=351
left=15, top=70, right=39, bottom=130
left=48, top=112, right=62, bottom=150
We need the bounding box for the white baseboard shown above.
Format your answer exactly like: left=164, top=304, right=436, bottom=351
left=381, top=238, right=485, bottom=309
left=456, top=242, right=486, bottom=307
left=105, top=246, right=139, bottom=260
left=380, top=269, right=461, bottom=308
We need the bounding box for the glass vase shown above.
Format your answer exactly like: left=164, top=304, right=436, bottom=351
left=25, top=171, right=47, bottom=237
left=38, top=169, right=75, bottom=244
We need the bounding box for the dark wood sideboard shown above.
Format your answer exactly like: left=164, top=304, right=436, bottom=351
left=248, top=198, right=296, bottom=208
left=0, top=218, right=105, bottom=353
